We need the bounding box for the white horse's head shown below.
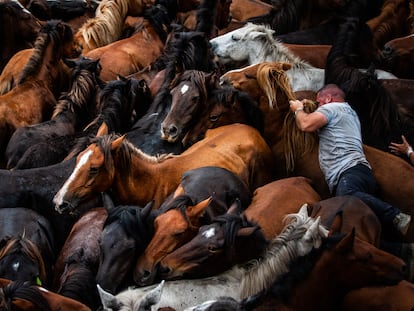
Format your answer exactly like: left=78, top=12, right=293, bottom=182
left=210, top=23, right=276, bottom=65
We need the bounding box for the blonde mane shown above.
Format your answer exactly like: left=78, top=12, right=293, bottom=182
left=75, top=0, right=151, bottom=51
left=256, top=62, right=296, bottom=109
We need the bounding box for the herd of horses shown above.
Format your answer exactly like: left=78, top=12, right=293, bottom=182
left=1, top=0, right=414, bottom=309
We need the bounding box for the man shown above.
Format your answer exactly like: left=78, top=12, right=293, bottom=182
left=289, top=84, right=411, bottom=235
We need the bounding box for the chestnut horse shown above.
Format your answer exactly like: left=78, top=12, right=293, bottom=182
left=239, top=220, right=406, bottom=311
left=0, top=278, right=91, bottom=311
left=5, top=56, right=102, bottom=170
left=0, top=20, right=81, bottom=167
left=135, top=166, right=252, bottom=286
left=378, top=34, right=414, bottom=79
left=0, top=0, right=41, bottom=73
left=53, top=122, right=274, bottom=213
left=74, top=0, right=154, bottom=53
left=84, top=0, right=177, bottom=81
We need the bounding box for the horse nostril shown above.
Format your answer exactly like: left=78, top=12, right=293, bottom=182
left=159, top=265, right=171, bottom=276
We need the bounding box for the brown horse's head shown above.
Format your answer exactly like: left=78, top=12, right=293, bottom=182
left=53, top=124, right=122, bottom=214
left=133, top=196, right=211, bottom=286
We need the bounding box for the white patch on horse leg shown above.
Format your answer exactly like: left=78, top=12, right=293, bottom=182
left=202, top=227, right=216, bottom=238
left=53, top=150, right=93, bottom=206
left=181, top=84, right=189, bottom=94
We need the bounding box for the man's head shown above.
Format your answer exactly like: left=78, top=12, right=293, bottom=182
left=316, top=84, right=345, bottom=106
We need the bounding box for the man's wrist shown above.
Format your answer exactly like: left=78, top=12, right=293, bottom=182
left=407, top=146, right=413, bottom=157
left=294, top=107, right=304, bottom=117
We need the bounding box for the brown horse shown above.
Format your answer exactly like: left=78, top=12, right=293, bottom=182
left=0, top=20, right=81, bottom=167
left=0, top=278, right=91, bottom=311
left=53, top=122, right=274, bottom=213
left=367, top=0, right=412, bottom=48
left=0, top=0, right=41, bottom=73
left=378, top=34, right=414, bottom=79
left=74, top=0, right=155, bottom=53
left=52, top=207, right=107, bottom=310
left=240, top=228, right=406, bottom=311
left=84, top=0, right=177, bottom=81
left=341, top=280, right=414, bottom=311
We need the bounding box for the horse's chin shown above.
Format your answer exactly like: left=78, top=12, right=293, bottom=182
left=55, top=200, right=78, bottom=215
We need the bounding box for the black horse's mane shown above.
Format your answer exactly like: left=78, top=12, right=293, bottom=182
left=325, top=17, right=402, bottom=150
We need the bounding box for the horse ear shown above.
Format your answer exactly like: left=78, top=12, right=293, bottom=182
left=335, top=229, right=355, bottom=254
left=227, top=198, right=242, bottom=214
left=97, top=284, right=123, bottom=310
left=281, top=62, right=292, bottom=71
left=187, top=197, right=212, bottom=219
left=110, top=135, right=125, bottom=151
left=139, top=280, right=164, bottom=310
left=102, top=192, right=115, bottom=212
left=62, top=58, right=77, bottom=68
left=237, top=225, right=259, bottom=237
left=142, top=200, right=155, bottom=218
left=96, top=123, right=108, bottom=136
left=328, top=211, right=343, bottom=236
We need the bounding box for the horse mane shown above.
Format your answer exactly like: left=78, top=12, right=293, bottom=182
left=104, top=205, right=156, bottom=246
left=75, top=0, right=130, bottom=50
left=256, top=61, right=296, bottom=109
left=170, top=70, right=211, bottom=101
left=52, top=67, right=100, bottom=120
left=195, top=0, right=217, bottom=35
left=0, top=237, right=47, bottom=284
left=142, top=0, right=177, bottom=43
left=282, top=100, right=318, bottom=174
left=210, top=86, right=264, bottom=134
left=1, top=280, right=52, bottom=311
left=240, top=210, right=326, bottom=298
left=94, top=133, right=162, bottom=179
left=18, top=20, right=73, bottom=84
left=325, top=18, right=400, bottom=144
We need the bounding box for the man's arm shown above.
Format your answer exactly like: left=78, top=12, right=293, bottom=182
left=289, top=100, right=328, bottom=132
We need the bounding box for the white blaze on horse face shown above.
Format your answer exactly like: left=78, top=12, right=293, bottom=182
left=181, top=84, right=190, bottom=94
left=202, top=227, right=216, bottom=239
left=53, top=149, right=93, bottom=206
left=12, top=261, right=20, bottom=272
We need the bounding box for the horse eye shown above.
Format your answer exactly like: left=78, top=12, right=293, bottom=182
left=209, top=115, right=220, bottom=122
left=231, top=35, right=240, bottom=41
left=208, top=244, right=220, bottom=253
left=89, top=167, right=100, bottom=175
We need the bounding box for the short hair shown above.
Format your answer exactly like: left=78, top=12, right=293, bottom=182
left=317, top=84, right=345, bottom=100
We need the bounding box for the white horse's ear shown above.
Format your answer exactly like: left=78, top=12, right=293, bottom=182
left=298, top=204, right=309, bottom=217
left=97, top=284, right=122, bottom=310
left=139, top=280, right=165, bottom=310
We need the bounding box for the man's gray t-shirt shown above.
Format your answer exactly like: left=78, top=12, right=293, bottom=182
left=316, top=102, right=371, bottom=193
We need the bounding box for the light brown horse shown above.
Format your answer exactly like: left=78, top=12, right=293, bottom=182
left=74, top=0, right=155, bottom=53
left=83, top=0, right=175, bottom=81
left=53, top=122, right=274, bottom=213
left=0, top=20, right=81, bottom=167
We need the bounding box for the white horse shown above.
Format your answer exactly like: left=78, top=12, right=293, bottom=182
left=210, top=23, right=396, bottom=92
left=97, top=204, right=328, bottom=310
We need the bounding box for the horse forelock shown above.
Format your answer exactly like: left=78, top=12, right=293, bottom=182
left=0, top=237, right=47, bottom=283
left=240, top=213, right=324, bottom=298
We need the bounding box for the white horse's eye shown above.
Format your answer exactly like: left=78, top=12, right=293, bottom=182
left=231, top=35, right=240, bottom=41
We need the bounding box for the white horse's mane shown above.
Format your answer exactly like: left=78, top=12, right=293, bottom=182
left=235, top=23, right=314, bottom=70
left=240, top=204, right=328, bottom=298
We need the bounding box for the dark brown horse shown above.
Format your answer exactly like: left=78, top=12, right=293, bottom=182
left=0, top=278, right=91, bottom=311
left=5, top=56, right=103, bottom=169
left=0, top=20, right=81, bottom=167
left=52, top=207, right=106, bottom=310
left=0, top=0, right=41, bottom=73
